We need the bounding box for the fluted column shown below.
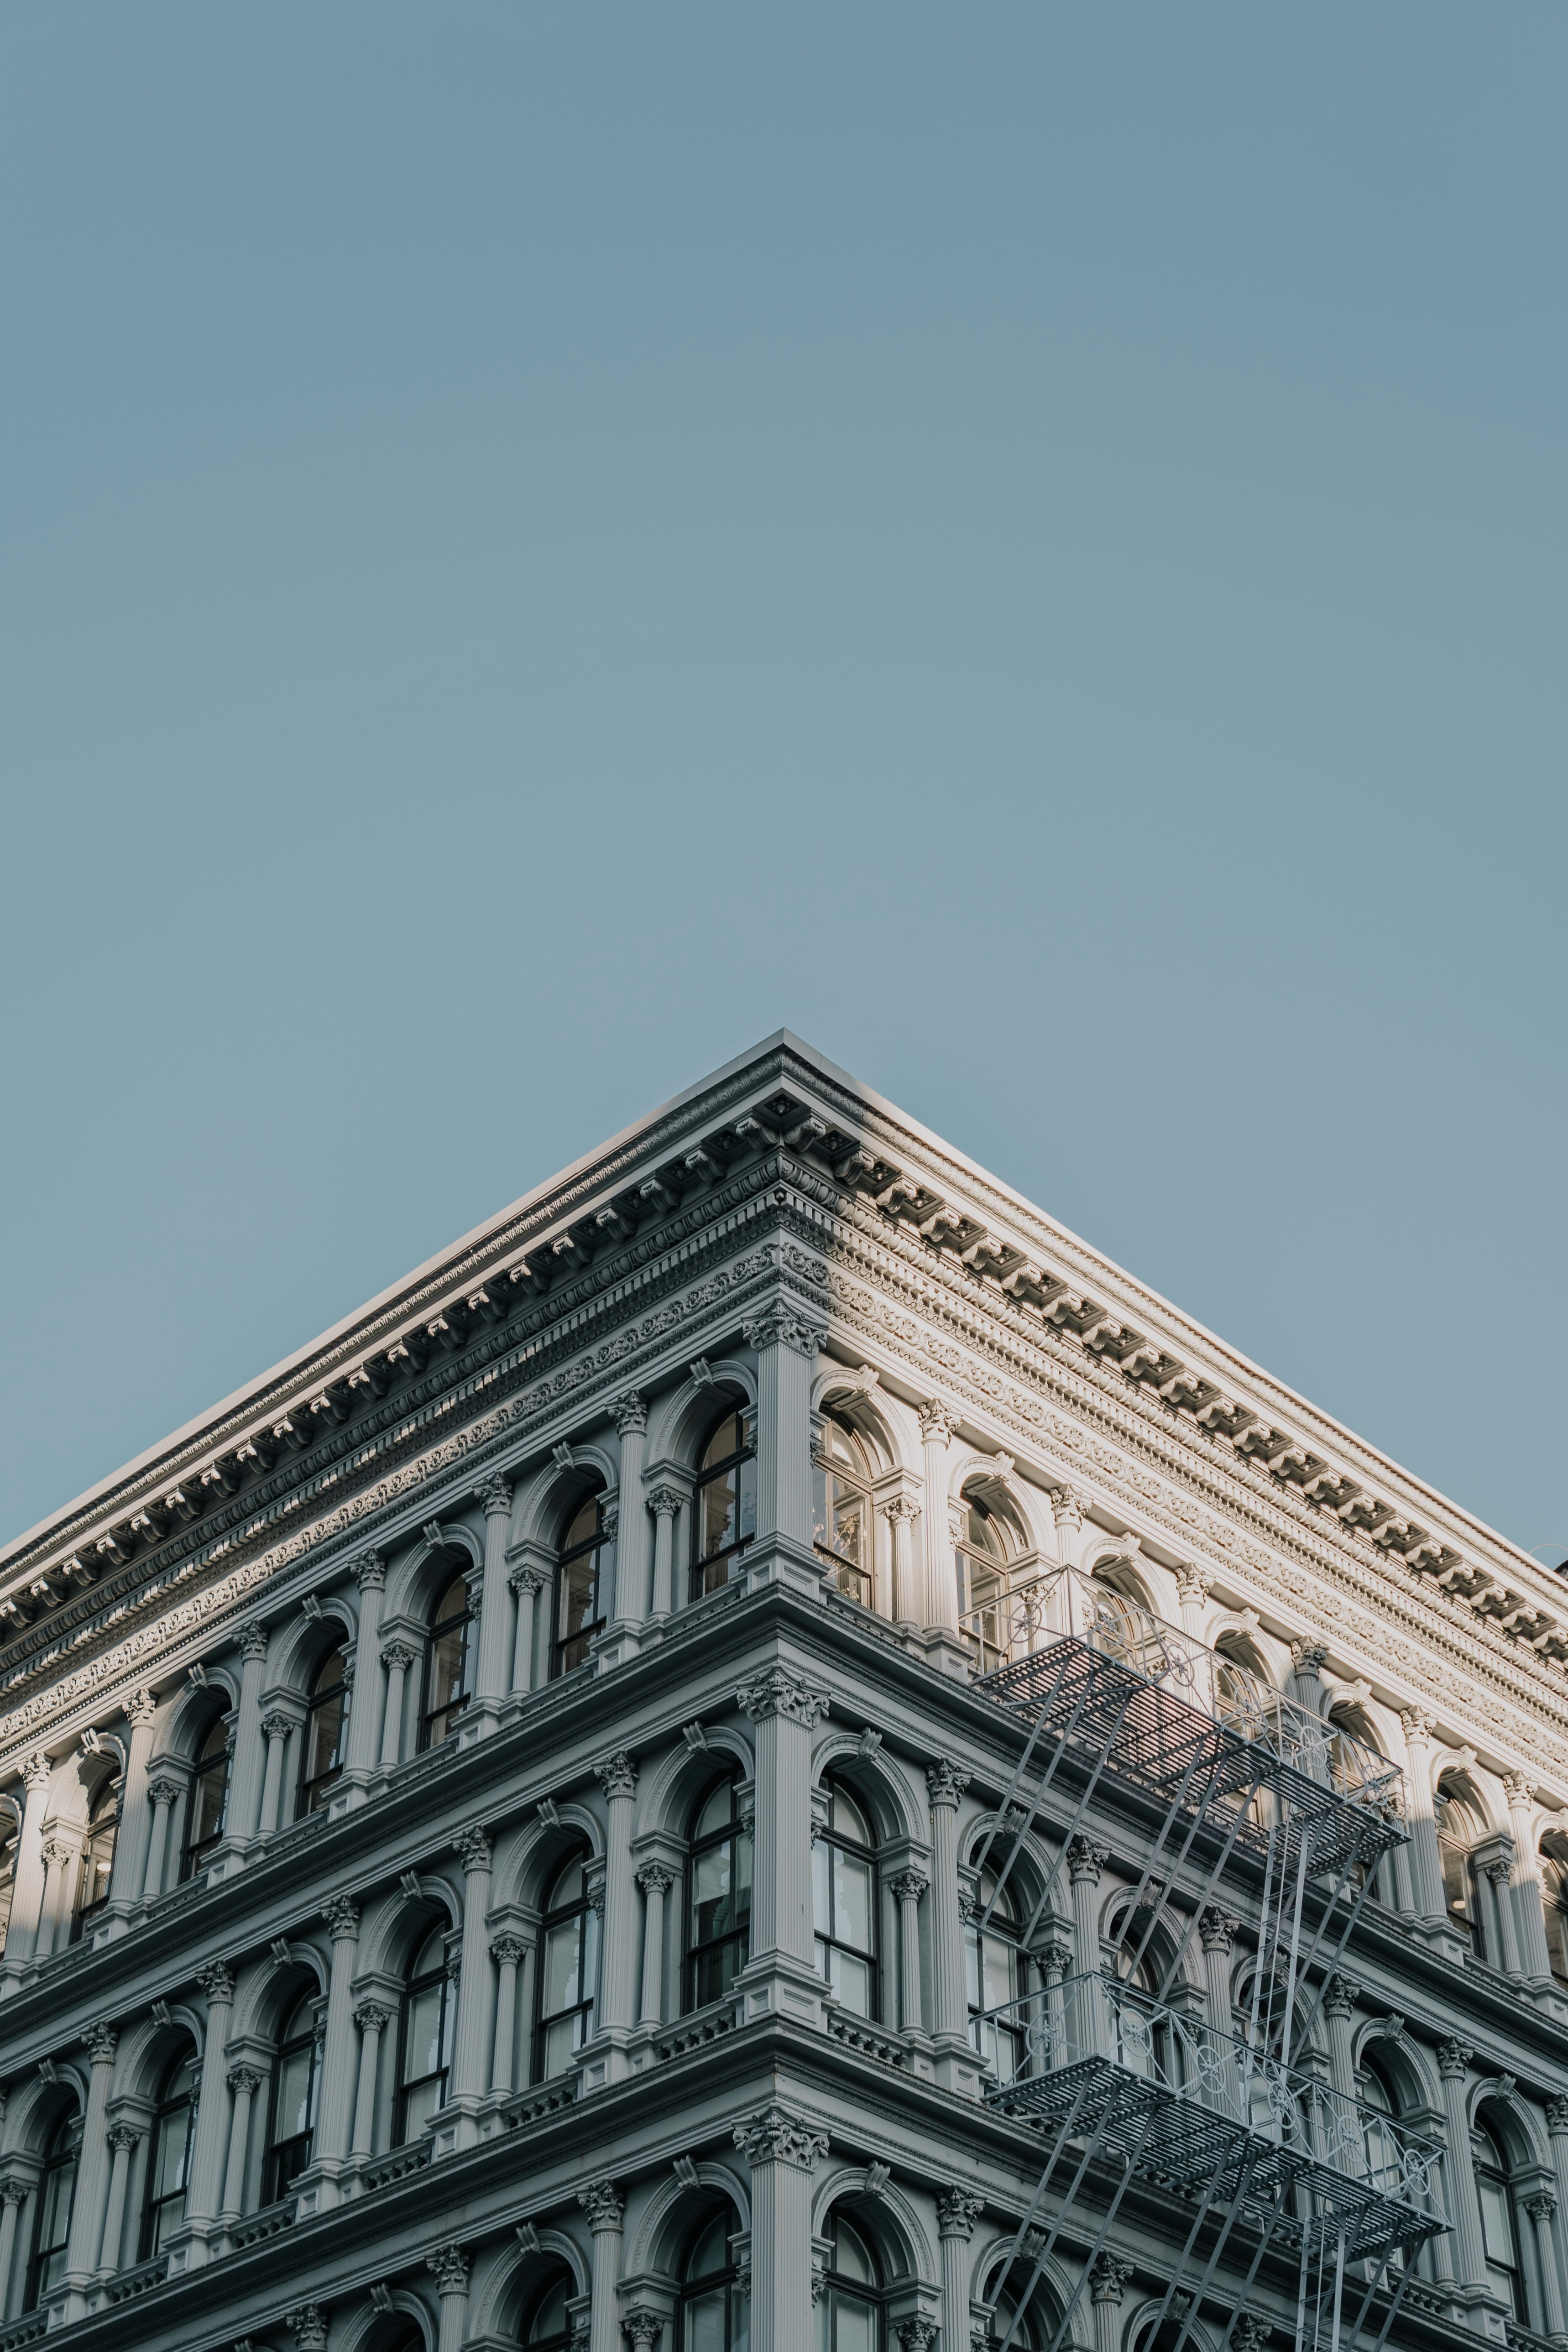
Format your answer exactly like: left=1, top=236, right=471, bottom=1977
left=882, top=1497, right=922, bottom=1627
left=1322, top=1975, right=1359, bottom=2105
left=1399, top=1712, right=1445, bottom=1924
left=62, top=2023, right=117, bottom=2312
left=374, top=1647, right=410, bottom=1767
left=428, top=2243, right=472, bottom=2352
left=1197, top=1908, right=1238, bottom=2042
left=474, top=1483, right=515, bottom=1712
left=450, top=1827, right=496, bottom=2109
left=937, top=2190, right=981, bottom=2352
left=136, top=1780, right=177, bottom=1904
left=343, top=1555, right=387, bottom=1781
left=918, top=1401, right=958, bottom=1635
left=110, top=1691, right=160, bottom=1909
left=348, top=2006, right=387, bottom=2158
left=1504, top=1776, right=1554, bottom=1983
left=1436, top=2039, right=1487, bottom=2293
left=745, top=1307, right=822, bottom=1569
left=0, top=2179, right=29, bottom=2310
left=222, top=1631, right=270, bottom=1845
left=593, top=1756, right=638, bottom=2042
left=1173, top=1565, right=1210, bottom=1645
left=612, top=1395, right=650, bottom=1627
left=1089, top=2252, right=1132, bottom=2352
left=740, top=1672, right=830, bottom=1981
left=636, top=1866, right=674, bottom=2028
left=314, top=1899, right=361, bottom=2174
left=506, top=1570, right=542, bottom=1694
left=579, top=2179, right=625, bottom=2352
left=736, top=2106, right=825, bottom=2352
left=38, top=1832, right=79, bottom=1957
left=1483, top=1858, right=1523, bottom=1978
left=1525, top=2193, right=1568, bottom=2343
left=257, top=1717, right=291, bottom=1836
left=96, top=2123, right=138, bottom=2278
left=1068, top=1839, right=1109, bottom=2054
left=4, top=1753, right=54, bottom=1970
left=926, top=1760, right=971, bottom=2087
left=220, top=2066, right=259, bottom=2224
left=1546, top=2104, right=1568, bottom=2331
left=892, top=1871, right=927, bottom=2032
left=489, top=1940, right=525, bottom=2092
left=647, top=1492, right=680, bottom=1622
left=185, top=1961, right=235, bottom=2239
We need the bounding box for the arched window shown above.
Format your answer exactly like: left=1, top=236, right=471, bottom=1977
left=298, top=1640, right=350, bottom=1816
left=956, top=1500, right=1009, bottom=1672
left=71, top=1770, right=121, bottom=1942
left=181, top=1708, right=232, bottom=1880
left=691, top=1408, right=757, bottom=1600
left=813, top=1416, right=874, bottom=1607
left=1435, top=1782, right=1485, bottom=1955
left=537, top=1851, right=598, bottom=2078
left=0, top=1798, right=17, bottom=1955
left=265, top=1988, right=319, bottom=2203
left=523, top=2267, right=576, bottom=2352
left=140, top=2048, right=198, bottom=2257
left=1087, top=1568, right=1150, bottom=1662
left=1357, top=2054, right=1406, bottom=2262
left=680, top=2206, right=746, bottom=2352
left=819, top=2210, right=883, bottom=2352
left=686, top=1775, right=752, bottom=2009
left=1543, top=1849, right=1568, bottom=1984
left=26, top=2105, right=82, bottom=2309
left=422, top=1566, right=476, bottom=1746
left=553, top=1500, right=606, bottom=1678
left=1475, top=2121, right=1524, bottom=2319
left=814, top=1781, right=878, bottom=2019
left=967, top=1868, right=1024, bottom=2083
left=1213, top=1639, right=1270, bottom=1740
left=397, top=1921, right=455, bottom=2140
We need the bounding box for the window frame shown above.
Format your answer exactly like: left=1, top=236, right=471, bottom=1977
left=955, top=1497, right=1011, bottom=1673
left=685, top=1772, right=753, bottom=2012
left=297, top=1640, right=351, bottom=1818
left=420, top=1563, right=477, bottom=1748
left=690, top=1407, right=758, bottom=1601
left=551, top=1500, right=607, bottom=1681
left=26, top=2106, right=82, bottom=2310
left=396, top=1923, right=456, bottom=2143
left=818, top=2209, right=885, bottom=2352
left=522, top=2265, right=578, bottom=2352
left=1474, top=2122, right=1525, bottom=2321
left=534, top=1845, right=600, bottom=2078
left=966, top=1871, right=1025, bottom=2084
left=264, top=1991, right=320, bottom=2205
left=139, top=2049, right=198, bottom=2259
left=814, top=1778, right=880, bottom=2021
left=679, top=2205, right=746, bottom=2352
left=69, top=1772, right=122, bottom=1944
left=812, top=1413, right=875, bottom=1608
left=179, top=1709, right=233, bottom=1882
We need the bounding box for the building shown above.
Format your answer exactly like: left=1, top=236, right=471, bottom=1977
left=0, top=1029, right=1564, bottom=2352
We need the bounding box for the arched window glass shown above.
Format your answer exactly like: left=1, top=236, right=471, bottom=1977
left=71, top=1771, right=121, bottom=1942
left=1543, top=1851, right=1568, bottom=1984
left=1213, top=1641, right=1271, bottom=1739
left=686, top=1776, right=752, bottom=2009
left=298, top=1641, right=350, bottom=1816
left=966, top=1869, right=1024, bottom=2083
left=537, top=1851, right=598, bottom=2078
left=820, top=2211, right=883, bottom=2352
left=813, top=1416, right=873, bottom=1608
left=1356, top=2057, right=1406, bottom=2269
left=140, top=2049, right=198, bottom=2257
left=0, top=1802, right=16, bottom=1957
left=1435, top=1783, right=1484, bottom=1955
left=26, top=2105, right=82, bottom=2308
left=398, top=1922, right=455, bottom=2140
left=814, top=1781, right=878, bottom=2019
left=181, top=1709, right=232, bottom=1880
left=266, top=1989, right=319, bottom=2203
left=1087, top=1572, right=1149, bottom=1661
left=956, top=1500, right=1010, bottom=1672
left=1475, top=2122, right=1523, bottom=2318
left=553, top=1501, right=606, bottom=1678
left=525, top=2268, right=575, bottom=2350
left=681, top=2208, right=747, bottom=2352
left=692, top=1409, right=757, bottom=1600
left=423, top=1568, right=476, bottom=1746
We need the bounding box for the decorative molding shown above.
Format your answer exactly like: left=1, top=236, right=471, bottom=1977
left=736, top=1670, right=831, bottom=1730
left=732, top=2104, right=828, bottom=2169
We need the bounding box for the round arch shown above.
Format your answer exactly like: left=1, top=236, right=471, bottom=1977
left=644, top=1359, right=759, bottom=1473
left=470, top=2226, right=591, bottom=2342
left=811, top=1737, right=926, bottom=1848
left=810, top=2165, right=936, bottom=2287
left=626, top=2160, right=752, bottom=2277
left=634, top=1735, right=754, bottom=1849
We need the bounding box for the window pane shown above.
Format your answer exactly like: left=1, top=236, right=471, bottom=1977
left=814, top=1840, right=831, bottom=1937
left=404, top=1981, right=447, bottom=2082
left=543, top=2012, right=582, bottom=2077
left=37, top=2158, right=76, bottom=2252
left=559, top=1554, right=599, bottom=1641
left=829, top=2288, right=877, bottom=2352
left=152, top=2104, right=191, bottom=2201
left=702, top=1413, right=743, bottom=1471
left=427, top=1621, right=470, bottom=1715
left=685, top=2287, right=728, bottom=2352
left=1478, top=2174, right=1515, bottom=2265
left=735, top=1454, right=757, bottom=1546
left=695, top=1782, right=733, bottom=1841
left=694, top=1840, right=739, bottom=1944
left=829, top=1948, right=872, bottom=2016
left=687, top=2216, right=728, bottom=2277
left=305, top=1691, right=345, bottom=1783
left=700, top=1469, right=740, bottom=1562
left=275, top=2041, right=316, bottom=2141
left=832, top=1851, right=874, bottom=1951
left=190, top=1764, right=228, bottom=1848
left=564, top=1500, right=599, bottom=1552
left=400, top=2074, right=444, bottom=2139
left=543, top=1917, right=585, bottom=2014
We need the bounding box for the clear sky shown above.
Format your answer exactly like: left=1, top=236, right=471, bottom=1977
left=1, top=5, right=1562, bottom=1564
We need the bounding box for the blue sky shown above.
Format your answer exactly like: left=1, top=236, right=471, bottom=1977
left=1, top=4, right=1563, bottom=1561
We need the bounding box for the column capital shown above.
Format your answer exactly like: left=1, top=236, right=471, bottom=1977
left=196, top=1960, right=235, bottom=2004
left=1035, top=1937, right=1074, bottom=1978
left=478, top=1477, right=513, bottom=1519
left=743, top=1308, right=825, bottom=1358
left=896, top=2322, right=939, bottom=2352
left=1481, top=1857, right=1512, bottom=1890
left=732, top=2103, right=827, bottom=2169
left=579, top=2177, right=625, bottom=2232
left=1172, top=1564, right=1209, bottom=1606
left=635, top=1862, right=676, bottom=1899
left=428, top=2243, right=471, bottom=2295
left=227, top=2064, right=262, bottom=2097
left=1289, top=1638, right=1329, bottom=1673
left=646, top=1486, right=683, bottom=1520
left=145, top=1777, right=181, bottom=1810
left=239, top=1624, right=270, bottom=1663
left=1088, top=2252, right=1133, bottom=2306
left=935, top=2186, right=983, bottom=2240
left=260, top=1715, right=291, bottom=1745
left=736, top=1670, right=831, bottom=1729
left=24, top=1751, right=52, bottom=1793
left=1067, top=1835, right=1109, bottom=1886
left=1049, top=1486, right=1084, bottom=1531
left=1527, top=2190, right=1558, bottom=2225
left=611, top=1391, right=648, bottom=1437
left=285, top=2306, right=329, bottom=2352
left=1232, top=2321, right=1272, bottom=2352
left=350, top=1550, right=387, bottom=1592
left=322, top=1895, right=361, bottom=1942
left=351, top=2004, right=390, bottom=2038
left=1197, top=1907, right=1239, bottom=1955
left=891, top=1871, right=930, bottom=1906
left=925, top=1760, right=968, bottom=1809
left=1399, top=1708, right=1435, bottom=1744
left=85, top=2023, right=118, bottom=2067
left=879, top=1495, right=922, bottom=1526
left=454, top=1824, right=494, bottom=1873
left=1322, top=1974, right=1362, bottom=2020
left=1547, top=2095, right=1568, bottom=2135
left=622, top=2312, right=663, bottom=2352
left=917, top=1399, right=959, bottom=1447
left=489, top=1934, right=527, bottom=1968
left=1503, top=1772, right=1538, bottom=1806
left=1437, top=2037, right=1473, bottom=2081
left=594, top=1749, right=639, bottom=1802
left=508, top=1565, right=547, bottom=1598
left=105, top=2123, right=140, bottom=2156
left=380, top=1641, right=416, bottom=1673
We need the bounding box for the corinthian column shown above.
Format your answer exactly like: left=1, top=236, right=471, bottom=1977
left=428, top=2244, right=472, bottom=2352
left=1435, top=2040, right=1487, bottom=2294
left=450, top=1827, right=496, bottom=2118
left=1088, top=2253, right=1133, bottom=2352
left=313, top=1899, right=361, bottom=2187
left=918, top=1401, right=959, bottom=1638
left=612, top=1394, right=650, bottom=1628
left=3, top=1753, right=54, bottom=1973
left=578, top=2179, right=625, bottom=2352
left=744, top=1307, right=824, bottom=1586
left=342, top=1555, right=387, bottom=1787
left=184, top=1961, right=236, bottom=2246
left=738, top=1670, right=830, bottom=2005
left=225, top=1632, right=271, bottom=1846
left=1398, top=1712, right=1445, bottom=1925
left=636, top=1864, right=674, bottom=2028
left=925, top=1760, right=977, bottom=2093
left=62, top=2023, right=117, bottom=2315
left=647, top=1491, right=680, bottom=1623
left=95, top=2124, right=138, bottom=2279
left=734, top=2106, right=826, bottom=2352
left=473, top=1482, right=515, bottom=1717
left=509, top=1569, right=545, bottom=1693
left=1503, top=1776, right=1554, bottom=1983
left=593, top=1753, right=639, bottom=2061
left=936, top=2188, right=981, bottom=2352
left=882, top=1496, right=922, bottom=1628
left=110, top=1691, right=161, bottom=1911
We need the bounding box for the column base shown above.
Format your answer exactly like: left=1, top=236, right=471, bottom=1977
left=735, top=1954, right=830, bottom=2032
left=591, top=1623, right=644, bottom=1673
left=932, top=2032, right=986, bottom=2099
left=576, top=2028, right=634, bottom=2096
left=922, top=1631, right=974, bottom=1683
left=745, top=1537, right=833, bottom=1601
